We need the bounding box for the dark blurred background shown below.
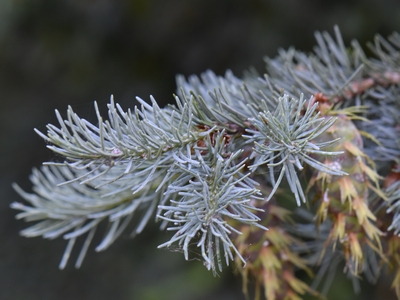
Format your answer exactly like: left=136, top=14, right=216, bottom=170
left=1, top=1, right=399, bottom=299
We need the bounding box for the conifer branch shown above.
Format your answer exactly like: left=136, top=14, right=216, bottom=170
left=245, top=93, right=346, bottom=205
left=157, top=131, right=266, bottom=274
left=11, top=26, right=400, bottom=300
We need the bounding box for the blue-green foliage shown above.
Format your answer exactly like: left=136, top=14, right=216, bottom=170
left=12, top=26, right=400, bottom=281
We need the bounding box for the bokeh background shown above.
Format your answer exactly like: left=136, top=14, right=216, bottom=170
left=1, top=1, right=400, bottom=299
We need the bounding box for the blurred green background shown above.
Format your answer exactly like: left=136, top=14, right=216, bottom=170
left=1, top=0, right=399, bottom=299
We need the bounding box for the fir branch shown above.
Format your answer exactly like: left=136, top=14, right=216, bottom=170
left=37, top=95, right=215, bottom=188
left=264, top=25, right=367, bottom=104
left=362, top=96, right=400, bottom=164
left=177, top=70, right=278, bottom=129
left=245, top=93, right=347, bottom=205
left=12, top=25, right=400, bottom=300
left=11, top=164, right=166, bottom=269
left=157, top=131, right=266, bottom=274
